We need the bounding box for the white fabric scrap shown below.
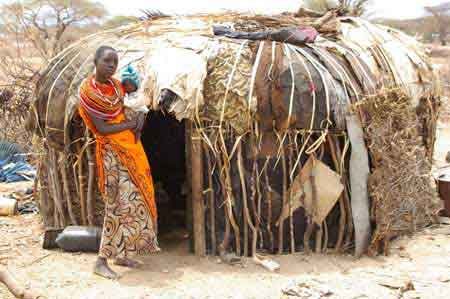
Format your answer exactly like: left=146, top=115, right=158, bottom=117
left=124, top=92, right=149, bottom=113
left=139, top=47, right=208, bottom=121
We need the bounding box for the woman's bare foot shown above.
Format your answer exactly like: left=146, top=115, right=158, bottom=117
left=114, top=257, right=142, bottom=268
left=94, top=257, right=119, bottom=279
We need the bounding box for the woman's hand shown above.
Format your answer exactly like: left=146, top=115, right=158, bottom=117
left=133, top=112, right=146, bottom=143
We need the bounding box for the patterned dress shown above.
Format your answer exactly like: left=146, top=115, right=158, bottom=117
left=78, top=75, right=159, bottom=259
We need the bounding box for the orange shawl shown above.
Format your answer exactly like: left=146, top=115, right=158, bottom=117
left=78, top=76, right=157, bottom=221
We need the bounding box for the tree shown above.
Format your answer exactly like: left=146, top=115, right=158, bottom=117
left=425, top=2, right=450, bottom=45
left=339, top=0, right=373, bottom=17
left=0, top=0, right=107, bottom=147
left=0, top=0, right=107, bottom=60
left=103, top=15, right=139, bottom=29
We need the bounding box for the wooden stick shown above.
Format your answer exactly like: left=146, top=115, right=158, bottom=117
left=191, top=126, right=206, bottom=257
left=217, top=151, right=232, bottom=256
left=45, top=152, right=58, bottom=227
left=77, top=143, right=87, bottom=226
left=222, top=155, right=242, bottom=256
left=288, top=135, right=295, bottom=254
left=85, top=130, right=96, bottom=227
left=327, top=135, right=346, bottom=252
left=323, top=220, right=329, bottom=252
left=203, top=143, right=217, bottom=255
left=315, top=145, right=324, bottom=253
left=185, top=121, right=194, bottom=253
left=334, top=137, right=354, bottom=248
left=242, top=182, right=248, bottom=255
left=237, top=142, right=257, bottom=257
left=315, top=224, right=323, bottom=253
left=254, top=144, right=262, bottom=254
left=38, top=158, right=54, bottom=228
left=48, top=148, right=66, bottom=227
left=304, top=157, right=317, bottom=255
left=278, top=148, right=287, bottom=255
left=0, top=268, right=41, bottom=299
left=60, top=154, right=78, bottom=225
left=219, top=207, right=231, bottom=256
left=248, top=134, right=260, bottom=255
left=264, top=167, right=274, bottom=253
left=72, top=162, right=80, bottom=196
left=250, top=150, right=258, bottom=255
left=303, top=220, right=314, bottom=254
left=33, top=161, right=41, bottom=207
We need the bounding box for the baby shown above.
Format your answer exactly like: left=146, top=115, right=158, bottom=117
left=121, top=65, right=149, bottom=113
left=120, top=65, right=147, bottom=142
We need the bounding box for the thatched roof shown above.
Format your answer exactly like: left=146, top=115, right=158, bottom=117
left=26, top=12, right=439, bottom=151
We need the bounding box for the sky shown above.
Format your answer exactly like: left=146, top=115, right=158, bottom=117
left=0, top=0, right=448, bottom=20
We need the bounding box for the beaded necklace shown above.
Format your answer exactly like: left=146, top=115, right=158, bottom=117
left=91, top=78, right=121, bottom=107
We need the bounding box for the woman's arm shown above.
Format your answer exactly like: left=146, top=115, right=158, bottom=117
left=133, top=112, right=146, bottom=143
left=87, top=110, right=137, bottom=135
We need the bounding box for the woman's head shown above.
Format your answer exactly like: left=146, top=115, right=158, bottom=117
left=94, top=46, right=118, bottom=82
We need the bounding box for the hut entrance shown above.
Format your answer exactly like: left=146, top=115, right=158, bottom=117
left=141, top=111, right=188, bottom=239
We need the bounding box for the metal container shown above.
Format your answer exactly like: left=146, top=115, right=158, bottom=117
left=435, top=169, right=450, bottom=217
left=0, top=197, right=18, bottom=216
left=55, top=226, right=102, bottom=252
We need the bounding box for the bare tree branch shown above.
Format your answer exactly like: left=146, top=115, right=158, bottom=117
left=339, top=0, right=373, bottom=17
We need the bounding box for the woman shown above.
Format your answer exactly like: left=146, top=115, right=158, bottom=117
left=78, top=46, right=159, bottom=279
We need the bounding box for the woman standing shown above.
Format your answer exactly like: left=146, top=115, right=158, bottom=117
left=78, top=46, right=159, bottom=279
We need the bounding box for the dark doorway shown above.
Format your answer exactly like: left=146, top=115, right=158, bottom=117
left=141, top=111, right=187, bottom=234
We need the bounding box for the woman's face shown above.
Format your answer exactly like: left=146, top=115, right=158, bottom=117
left=95, top=49, right=118, bottom=80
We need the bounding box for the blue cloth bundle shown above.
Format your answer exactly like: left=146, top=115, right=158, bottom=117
left=120, top=65, right=141, bottom=89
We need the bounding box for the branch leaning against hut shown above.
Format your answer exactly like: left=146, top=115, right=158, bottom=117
left=60, top=152, right=78, bottom=225
left=287, top=134, right=296, bottom=253
left=217, top=40, right=249, bottom=256
left=85, top=129, right=96, bottom=227
left=237, top=142, right=257, bottom=257
left=203, top=143, right=217, bottom=255
left=48, top=148, right=66, bottom=227
left=315, top=144, right=326, bottom=253
left=217, top=153, right=232, bottom=256
left=75, top=141, right=87, bottom=226
left=327, top=134, right=346, bottom=252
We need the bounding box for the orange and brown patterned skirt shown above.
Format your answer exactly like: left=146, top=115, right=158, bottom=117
left=98, top=145, right=160, bottom=259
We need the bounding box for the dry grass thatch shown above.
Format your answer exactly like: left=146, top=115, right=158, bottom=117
left=355, top=89, right=440, bottom=255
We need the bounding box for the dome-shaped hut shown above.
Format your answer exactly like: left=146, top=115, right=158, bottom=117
left=26, top=11, right=441, bottom=258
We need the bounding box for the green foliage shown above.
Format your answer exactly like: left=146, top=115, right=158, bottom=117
left=103, top=15, right=139, bottom=29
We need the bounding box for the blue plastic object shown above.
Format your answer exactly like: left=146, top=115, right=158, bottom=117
left=0, top=141, right=35, bottom=183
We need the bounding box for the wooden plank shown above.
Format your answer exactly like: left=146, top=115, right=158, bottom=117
left=189, top=122, right=206, bottom=256
left=185, top=121, right=193, bottom=253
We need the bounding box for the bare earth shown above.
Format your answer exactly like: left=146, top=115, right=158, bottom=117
left=1, top=125, right=450, bottom=299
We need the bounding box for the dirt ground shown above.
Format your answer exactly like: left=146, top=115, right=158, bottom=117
left=2, top=62, right=450, bottom=299
left=2, top=210, right=450, bottom=299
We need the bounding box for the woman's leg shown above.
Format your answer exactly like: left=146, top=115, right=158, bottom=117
left=94, top=257, right=119, bottom=279
left=114, top=257, right=140, bottom=268
left=93, top=148, right=121, bottom=279
left=114, top=251, right=142, bottom=268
